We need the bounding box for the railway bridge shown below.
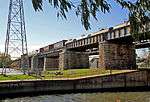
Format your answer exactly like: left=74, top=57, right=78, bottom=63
left=20, top=22, right=150, bottom=72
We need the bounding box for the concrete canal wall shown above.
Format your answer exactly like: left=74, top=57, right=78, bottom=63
left=0, top=70, right=150, bottom=97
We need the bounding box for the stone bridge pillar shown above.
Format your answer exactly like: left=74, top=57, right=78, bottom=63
left=43, top=57, right=59, bottom=71
left=21, top=54, right=30, bottom=71
left=31, top=54, right=60, bottom=72
left=38, top=57, right=44, bottom=71
left=99, top=41, right=136, bottom=70
left=31, top=55, right=44, bottom=72
left=59, top=50, right=89, bottom=70
left=31, top=55, right=39, bottom=71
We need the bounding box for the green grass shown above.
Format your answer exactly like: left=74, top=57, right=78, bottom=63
left=43, top=68, right=135, bottom=79
left=0, top=69, right=136, bottom=81
left=0, top=75, right=36, bottom=81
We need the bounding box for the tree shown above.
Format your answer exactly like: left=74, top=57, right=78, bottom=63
left=0, top=52, right=12, bottom=74
left=31, top=0, right=150, bottom=40
left=0, top=53, right=10, bottom=67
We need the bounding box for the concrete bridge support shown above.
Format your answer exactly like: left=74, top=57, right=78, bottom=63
left=31, top=55, right=44, bottom=72
left=99, top=41, right=136, bottom=70
left=43, top=57, right=59, bottom=71
left=59, top=50, right=89, bottom=70
left=31, top=55, right=39, bottom=71
left=21, top=54, right=29, bottom=71
left=38, top=57, right=44, bottom=71
left=31, top=55, right=59, bottom=72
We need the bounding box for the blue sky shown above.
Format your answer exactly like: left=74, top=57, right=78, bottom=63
left=0, top=0, right=129, bottom=51
left=0, top=0, right=146, bottom=57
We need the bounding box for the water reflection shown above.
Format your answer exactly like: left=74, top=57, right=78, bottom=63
left=1, top=92, right=150, bottom=102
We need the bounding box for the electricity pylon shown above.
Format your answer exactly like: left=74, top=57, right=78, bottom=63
left=2, top=0, right=28, bottom=74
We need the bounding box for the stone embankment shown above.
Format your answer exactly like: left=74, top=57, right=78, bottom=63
left=0, top=69, right=150, bottom=98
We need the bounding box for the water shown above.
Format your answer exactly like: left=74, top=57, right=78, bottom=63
left=1, top=92, right=150, bottom=102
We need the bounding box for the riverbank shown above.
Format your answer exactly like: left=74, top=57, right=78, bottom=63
left=0, top=69, right=134, bottom=81
left=0, top=75, right=36, bottom=81
left=0, top=69, right=149, bottom=99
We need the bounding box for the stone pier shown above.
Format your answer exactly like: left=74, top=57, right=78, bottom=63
left=99, top=41, right=136, bottom=70
left=43, top=57, right=59, bottom=71
left=31, top=55, right=59, bottom=72
left=21, top=54, right=29, bottom=71
left=38, top=57, right=44, bottom=71
left=31, top=55, right=39, bottom=71
left=59, top=50, right=89, bottom=70
left=30, top=55, right=44, bottom=72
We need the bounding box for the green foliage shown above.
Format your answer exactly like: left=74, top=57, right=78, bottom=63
left=125, top=0, right=150, bottom=41
left=0, top=52, right=11, bottom=67
left=31, top=0, right=150, bottom=40
left=31, top=0, right=110, bottom=30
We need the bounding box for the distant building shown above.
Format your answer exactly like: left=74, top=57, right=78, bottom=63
left=89, top=55, right=99, bottom=68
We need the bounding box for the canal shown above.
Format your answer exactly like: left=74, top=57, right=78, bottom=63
left=1, top=92, right=150, bottom=102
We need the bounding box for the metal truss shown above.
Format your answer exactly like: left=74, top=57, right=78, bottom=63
left=2, top=0, right=28, bottom=74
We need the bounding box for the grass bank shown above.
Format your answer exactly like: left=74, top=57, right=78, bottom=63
left=0, top=69, right=136, bottom=81
left=43, top=69, right=135, bottom=79
left=0, top=75, right=36, bottom=81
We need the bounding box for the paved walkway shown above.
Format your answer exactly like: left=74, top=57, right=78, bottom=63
left=0, top=68, right=23, bottom=75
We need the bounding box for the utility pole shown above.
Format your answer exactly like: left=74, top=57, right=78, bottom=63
left=2, top=0, right=28, bottom=75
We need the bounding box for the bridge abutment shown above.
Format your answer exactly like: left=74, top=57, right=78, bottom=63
left=59, top=50, right=89, bottom=70
left=99, top=41, right=136, bottom=70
